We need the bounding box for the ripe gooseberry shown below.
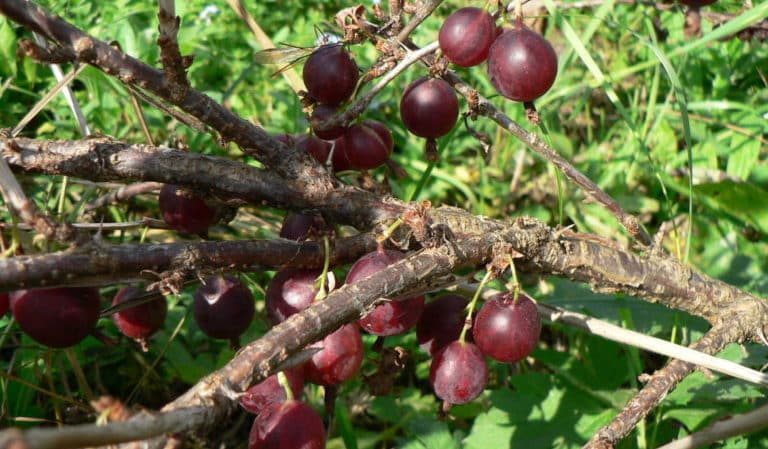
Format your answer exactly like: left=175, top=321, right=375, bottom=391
left=10, top=287, right=101, bottom=348
left=194, top=275, right=255, bottom=346
left=279, top=213, right=328, bottom=241
left=439, top=7, right=497, bottom=67
left=159, top=184, right=217, bottom=235
left=295, top=134, right=332, bottom=165
left=304, top=323, right=364, bottom=386
left=473, top=291, right=541, bottom=363
left=487, top=25, right=558, bottom=102
left=249, top=400, right=326, bottom=449
left=240, top=367, right=305, bottom=415
left=430, top=340, right=488, bottom=405
left=112, top=286, right=167, bottom=348
left=0, top=293, right=8, bottom=317
left=400, top=77, right=459, bottom=139
left=303, top=44, right=359, bottom=106
left=265, top=268, right=322, bottom=325
left=340, top=122, right=393, bottom=170
left=416, top=294, right=469, bottom=355
left=346, top=249, right=425, bottom=336
left=310, top=104, right=347, bottom=140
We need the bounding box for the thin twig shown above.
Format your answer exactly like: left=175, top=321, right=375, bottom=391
left=655, top=402, right=768, bottom=449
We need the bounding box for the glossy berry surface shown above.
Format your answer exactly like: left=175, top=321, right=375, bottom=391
left=295, top=134, right=332, bottom=164
left=240, top=367, right=305, bottom=415
left=342, top=122, right=393, bottom=170
left=159, top=184, right=217, bottom=235
left=363, top=119, right=394, bottom=153
left=10, top=287, right=101, bottom=348
left=279, top=213, right=328, bottom=241
left=305, top=323, right=364, bottom=386
left=487, top=25, right=558, bottom=102
left=439, top=7, right=496, bottom=67
left=303, top=44, right=359, bottom=106
left=249, top=400, right=325, bottom=449
left=416, top=294, right=469, bottom=355
left=430, top=340, right=488, bottom=404
left=0, top=293, right=8, bottom=317
left=400, top=77, right=459, bottom=139
left=193, top=275, right=255, bottom=342
left=310, top=104, right=347, bottom=140
left=473, top=292, right=541, bottom=363
left=265, top=268, right=321, bottom=324
left=112, top=286, right=167, bottom=340
left=346, top=249, right=425, bottom=336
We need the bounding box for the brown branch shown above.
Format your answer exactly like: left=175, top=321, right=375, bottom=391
left=84, top=181, right=163, bottom=211
left=4, top=136, right=767, bottom=324
left=157, top=0, right=190, bottom=99
left=584, top=301, right=763, bottom=449
left=0, top=0, right=332, bottom=192
left=396, top=0, right=442, bottom=42
left=0, top=234, right=377, bottom=292
left=0, top=231, right=503, bottom=449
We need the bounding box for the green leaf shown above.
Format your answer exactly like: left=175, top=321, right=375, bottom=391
left=663, top=408, right=720, bottom=429
left=405, top=416, right=459, bottom=449
left=694, top=180, right=768, bottom=233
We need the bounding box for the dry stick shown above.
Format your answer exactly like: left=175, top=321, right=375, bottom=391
left=396, top=0, right=443, bottom=42
left=157, top=0, right=190, bottom=99
left=583, top=310, right=756, bottom=449
left=0, top=233, right=378, bottom=291
left=0, top=0, right=331, bottom=191
left=655, top=402, right=768, bottom=449
left=84, top=181, right=163, bottom=210
left=226, top=0, right=305, bottom=94
left=0, top=232, right=503, bottom=449
left=6, top=136, right=768, bottom=323
left=443, top=71, right=653, bottom=246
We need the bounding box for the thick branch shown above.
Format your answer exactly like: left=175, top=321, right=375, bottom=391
left=0, top=234, right=377, bottom=291
left=0, top=0, right=332, bottom=192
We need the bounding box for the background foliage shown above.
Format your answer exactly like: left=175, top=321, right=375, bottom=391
left=1, top=0, right=767, bottom=448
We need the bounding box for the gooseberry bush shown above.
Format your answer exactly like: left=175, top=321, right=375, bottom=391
left=1, top=1, right=767, bottom=449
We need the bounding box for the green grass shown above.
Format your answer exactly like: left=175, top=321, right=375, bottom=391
left=1, top=0, right=768, bottom=448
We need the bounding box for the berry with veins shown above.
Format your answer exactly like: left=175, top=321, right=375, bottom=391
left=430, top=340, right=488, bottom=405
left=303, top=44, right=359, bottom=106
left=473, top=291, right=541, bottom=362
left=439, top=7, right=497, bottom=67
left=159, top=184, right=217, bottom=235
left=112, top=286, right=167, bottom=348
left=400, top=77, right=459, bottom=139
left=194, top=275, right=255, bottom=347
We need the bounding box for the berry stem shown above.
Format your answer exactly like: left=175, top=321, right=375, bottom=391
left=507, top=254, right=520, bottom=303
left=459, top=270, right=494, bottom=343
left=314, top=236, right=331, bottom=300
left=377, top=218, right=404, bottom=244
left=277, top=371, right=294, bottom=401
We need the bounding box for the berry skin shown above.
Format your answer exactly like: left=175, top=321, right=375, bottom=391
left=487, top=25, right=558, bottom=102
left=473, top=292, right=541, bottom=363
left=112, top=286, right=167, bottom=343
left=193, top=275, right=255, bottom=345
left=279, top=213, right=328, bottom=241
left=400, top=77, right=459, bottom=139
left=346, top=249, right=425, bottom=336
left=430, top=340, right=488, bottom=405
left=159, top=184, right=217, bottom=235
left=303, top=44, right=359, bottom=106
left=341, top=122, right=393, bottom=170
left=10, top=287, right=101, bottom=348
left=310, top=104, right=347, bottom=140
left=265, top=268, right=322, bottom=325
left=416, top=294, right=469, bottom=355
left=240, top=367, right=305, bottom=415
left=295, top=134, right=332, bottom=165
left=0, top=293, right=8, bottom=317
left=304, top=323, right=364, bottom=386
left=439, top=7, right=497, bottom=67
left=249, top=400, right=326, bottom=449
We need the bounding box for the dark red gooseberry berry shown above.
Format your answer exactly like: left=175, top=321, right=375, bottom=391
left=272, top=133, right=297, bottom=147
left=159, top=184, right=217, bottom=235
left=295, top=134, right=332, bottom=165
left=400, top=77, right=459, bottom=139
left=0, top=293, right=8, bottom=317
left=265, top=268, right=322, bottom=325
left=346, top=249, right=425, bottom=336
left=487, top=25, right=558, bottom=102
left=473, top=292, right=541, bottom=363
left=194, top=275, right=255, bottom=345
left=430, top=340, right=488, bottom=405
left=303, top=44, right=359, bottom=106
left=341, top=122, right=393, bottom=170
left=304, top=323, right=364, bottom=386
left=439, top=7, right=497, bottom=67
left=10, top=287, right=101, bottom=348
left=330, top=135, right=353, bottom=172
left=310, top=104, right=348, bottom=140
left=112, top=286, right=167, bottom=343
left=279, top=213, right=328, bottom=241
left=363, top=119, right=394, bottom=152
left=249, top=400, right=326, bottom=449
left=240, top=367, right=305, bottom=415
left=416, top=294, right=469, bottom=355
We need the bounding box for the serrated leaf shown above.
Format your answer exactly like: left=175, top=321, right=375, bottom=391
left=405, top=416, right=459, bottom=449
